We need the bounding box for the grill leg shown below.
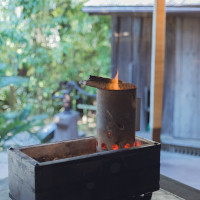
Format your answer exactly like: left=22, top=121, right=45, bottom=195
left=143, top=192, right=152, bottom=200
left=132, top=192, right=152, bottom=200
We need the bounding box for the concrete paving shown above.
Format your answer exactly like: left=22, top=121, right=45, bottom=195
left=152, top=189, right=184, bottom=200
left=0, top=152, right=8, bottom=180
left=136, top=131, right=200, bottom=190
left=0, top=178, right=9, bottom=200
left=161, top=151, right=200, bottom=190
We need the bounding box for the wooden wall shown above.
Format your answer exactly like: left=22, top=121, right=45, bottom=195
left=111, top=16, right=152, bottom=131
left=111, top=15, right=200, bottom=139
left=173, top=16, right=200, bottom=139
left=162, top=16, right=176, bottom=137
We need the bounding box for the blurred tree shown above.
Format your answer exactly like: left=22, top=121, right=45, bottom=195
left=0, top=0, right=110, bottom=147
left=0, top=0, right=110, bottom=115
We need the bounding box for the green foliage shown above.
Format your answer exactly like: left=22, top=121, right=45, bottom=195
left=0, top=105, right=47, bottom=150
left=0, top=0, right=110, bottom=115
left=0, top=0, right=110, bottom=146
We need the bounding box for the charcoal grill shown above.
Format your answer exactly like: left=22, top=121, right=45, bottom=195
left=8, top=76, right=161, bottom=200
left=8, top=136, right=160, bottom=200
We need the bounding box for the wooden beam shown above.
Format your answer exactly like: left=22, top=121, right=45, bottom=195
left=150, top=0, right=166, bottom=142
left=82, top=6, right=200, bottom=16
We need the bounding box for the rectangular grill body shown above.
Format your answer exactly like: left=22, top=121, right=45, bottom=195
left=8, top=136, right=160, bottom=200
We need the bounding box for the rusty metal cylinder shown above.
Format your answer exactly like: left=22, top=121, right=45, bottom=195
left=96, top=88, right=136, bottom=151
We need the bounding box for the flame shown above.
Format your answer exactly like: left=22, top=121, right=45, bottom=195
left=113, top=70, right=119, bottom=90
left=114, top=70, right=119, bottom=80
left=107, top=70, right=120, bottom=90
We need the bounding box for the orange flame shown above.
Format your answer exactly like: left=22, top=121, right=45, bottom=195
left=107, top=70, right=120, bottom=90
left=114, top=70, right=119, bottom=80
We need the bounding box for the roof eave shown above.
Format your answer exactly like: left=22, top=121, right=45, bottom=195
left=82, top=6, right=200, bottom=15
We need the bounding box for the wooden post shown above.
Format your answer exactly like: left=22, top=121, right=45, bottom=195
left=150, top=0, right=166, bottom=142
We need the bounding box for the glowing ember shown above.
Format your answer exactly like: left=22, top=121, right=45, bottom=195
left=107, top=70, right=120, bottom=90
left=135, top=140, right=141, bottom=146
left=112, top=144, right=119, bottom=150
left=124, top=143, right=130, bottom=148
left=133, top=140, right=142, bottom=147
left=101, top=143, right=106, bottom=150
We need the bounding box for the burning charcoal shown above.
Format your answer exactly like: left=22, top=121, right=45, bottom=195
left=82, top=75, right=137, bottom=151
left=96, top=88, right=136, bottom=151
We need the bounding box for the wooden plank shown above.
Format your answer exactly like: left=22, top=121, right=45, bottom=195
left=83, top=7, right=200, bottom=15
left=173, top=16, right=182, bottom=139
left=111, top=16, right=119, bottom=78
left=111, top=15, right=153, bottom=131
left=138, top=17, right=152, bottom=131
left=8, top=149, right=36, bottom=200
left=117, top=16, right=132, bottom=82
left=150, top=0, right=166, bottom=142
left=162, top=16, right=176, bottom=137
left=83, top=0, right=200, bottom=7
left=131, top=17, right=141, bottom=84
left=174, top=16, right=200, bottom=139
